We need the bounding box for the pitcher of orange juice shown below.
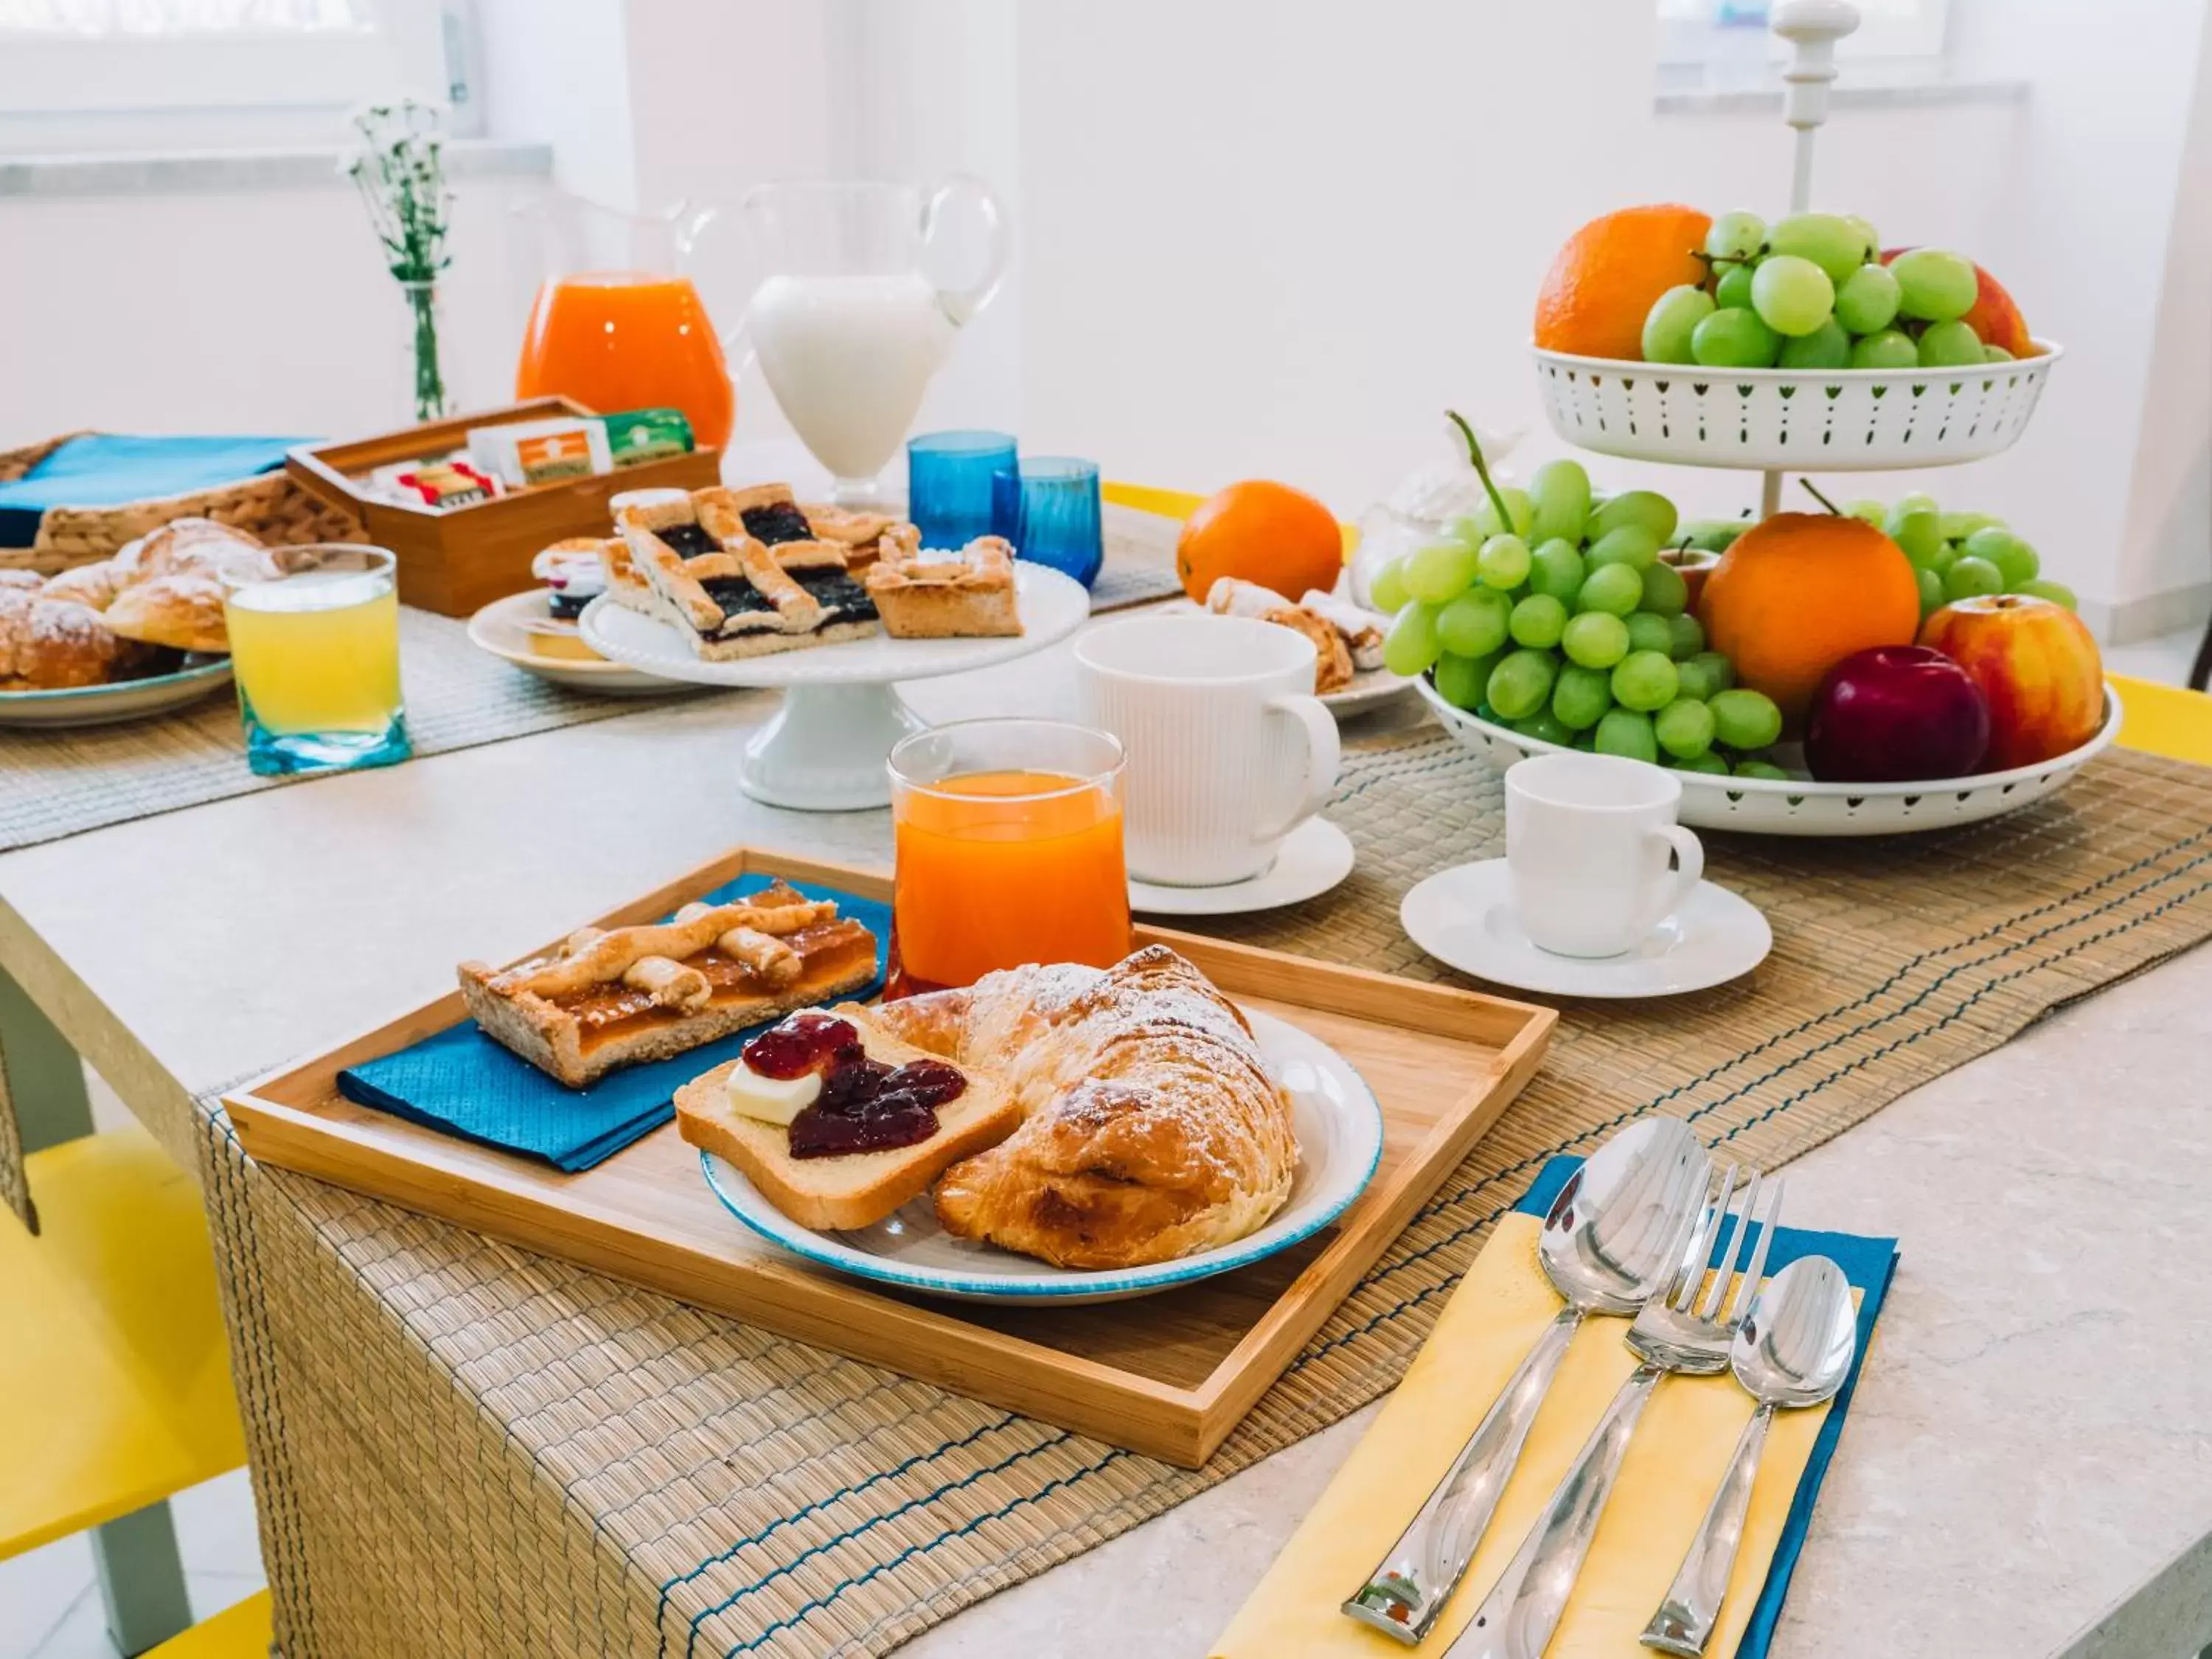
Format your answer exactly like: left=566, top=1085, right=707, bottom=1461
left=512, top=195, right=740, bottom=451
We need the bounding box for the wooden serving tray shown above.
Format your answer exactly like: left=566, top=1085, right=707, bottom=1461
left=285, top=396, right=721, bottom=617
left=226, top=849, right=1554, bottom=1465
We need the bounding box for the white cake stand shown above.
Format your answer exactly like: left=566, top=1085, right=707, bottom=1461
left=577, top=563, right=1092, bottom=811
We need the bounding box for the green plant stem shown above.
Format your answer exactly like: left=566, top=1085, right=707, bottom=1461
left=1444, top=409, right=1516, bottom=536
left=405, top=285, right=446, bottom=422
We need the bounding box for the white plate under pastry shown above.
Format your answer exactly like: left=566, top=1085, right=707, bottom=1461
left=1127, top=818, right=1355, bottom=917
left=1155, top=599, right=1413, bottom=717
left=579, top=563, right=1090, bottom=688
left=466, top=591, right=703, bottom=697
left=1321, top=668, right=1419, bottom=717
left=0, top=655, right=232, bottom=728
left=1400, top=858, right=1771, bottom=999
left=700, top=1006, right=1384, bottom=1304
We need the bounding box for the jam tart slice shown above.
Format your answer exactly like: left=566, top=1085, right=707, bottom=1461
left=611, top=486, right=883, bottom=661
left=863, top=535, right=1024, bottom=639
left=456, top=879, right=880, bottom=1088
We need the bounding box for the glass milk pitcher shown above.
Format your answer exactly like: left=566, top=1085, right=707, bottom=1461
left=734, top=176, right=1010, bottom=505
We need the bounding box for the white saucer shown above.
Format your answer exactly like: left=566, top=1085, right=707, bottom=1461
left=1400, top=858, right=1771, bottom=998
left=1128, top=818, right=1355, bottom=916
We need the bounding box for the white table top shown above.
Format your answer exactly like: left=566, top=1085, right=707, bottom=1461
left=1, top=442, right=2205, bottom=1657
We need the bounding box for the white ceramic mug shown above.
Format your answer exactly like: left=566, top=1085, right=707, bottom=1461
left=1505, top=753, right=1704, bottom=958
left=1074, top=613, right=1340, bottom=886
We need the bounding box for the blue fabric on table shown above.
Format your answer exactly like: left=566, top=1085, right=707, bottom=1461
left=1514, top=1155, right=1899, bottom=1659
left=335, top=876, right=891, bottom=1173
left=0, top=434, right=307, bottom=546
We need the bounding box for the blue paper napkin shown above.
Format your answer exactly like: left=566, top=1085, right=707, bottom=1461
left=1514, top=1155, right=1899, bottom=1659
left=0, top=434, right=307, bottom=546
left=336, top=876, right=891, bottom=1172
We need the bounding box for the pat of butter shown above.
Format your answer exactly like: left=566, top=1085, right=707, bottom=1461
left=727, top=1062, right=821, bottom=1126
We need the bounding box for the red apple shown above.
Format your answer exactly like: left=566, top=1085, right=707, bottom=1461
left=1660, top=546, right=1720, bottom=617
left=1806, top=646, right=1991, bottom=782
left=1880, top=248, right=2036, bottom=357
left=1918, top=594, right=2104, bottom=770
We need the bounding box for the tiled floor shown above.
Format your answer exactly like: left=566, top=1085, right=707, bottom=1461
left=1, top=619, right=2199, bottom=1659
left=0, top=1471, right=265, bottom=1658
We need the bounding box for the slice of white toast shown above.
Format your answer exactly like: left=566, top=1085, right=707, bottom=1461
left=674, top=1004, right=1020, bottom=1231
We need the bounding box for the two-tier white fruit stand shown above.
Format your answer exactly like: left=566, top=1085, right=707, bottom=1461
left=1422, top=0, right=2116, bottom=835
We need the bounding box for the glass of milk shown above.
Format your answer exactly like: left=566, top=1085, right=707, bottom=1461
left=737, top=178, right=1011, bottom=507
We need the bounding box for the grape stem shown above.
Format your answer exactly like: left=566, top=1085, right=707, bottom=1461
left=1798, top=479, right=1846, bottom=516
left=1444, top=409, right=1517, bottom=539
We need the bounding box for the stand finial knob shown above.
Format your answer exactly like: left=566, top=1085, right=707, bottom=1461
left=1771, top=0, right=1860, bottom=131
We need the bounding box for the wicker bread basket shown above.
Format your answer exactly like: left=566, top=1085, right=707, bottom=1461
left=0, top=431, right=364, bottom=577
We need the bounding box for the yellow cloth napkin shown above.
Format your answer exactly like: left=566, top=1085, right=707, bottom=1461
left=1213, top=1211, right=1850, bottom=1658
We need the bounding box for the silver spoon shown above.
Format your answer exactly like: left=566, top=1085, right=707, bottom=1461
left=1343, top=1119, right=1708, bottom=1644
left=1640, top=1253, right=1859, bottom=1656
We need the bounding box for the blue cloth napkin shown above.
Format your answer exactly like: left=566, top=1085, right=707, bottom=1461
left=336, top=876, right=891, bottom=1172
left=0, top=434, right=307, bottom=546
left=1514, top=1155, right=1899, bottom=1659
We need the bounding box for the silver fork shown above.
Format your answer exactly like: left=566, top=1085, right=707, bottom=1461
left=1447, top=1165, right=1785, bottom=1659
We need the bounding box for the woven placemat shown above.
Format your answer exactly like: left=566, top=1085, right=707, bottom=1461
left=194, top=731, right=2212, bottom=1658
left=1090, top=503, right=1185, bottom=613
left=0, top=515, right=1182, bottom=857
left=0, top=608, right=740, bottom=854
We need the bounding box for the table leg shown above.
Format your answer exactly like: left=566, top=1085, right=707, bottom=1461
left=91, top=1501, right=195, bottom=1655
left=0, top=963, right=94, bottom=1155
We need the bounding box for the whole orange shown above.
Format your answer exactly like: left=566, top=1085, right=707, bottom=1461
left=1175, top=480, right=1343, bottom=603
left=1534, top=204, right=1714, bottom=361
left=1702, top=513, right=1923, bottom=724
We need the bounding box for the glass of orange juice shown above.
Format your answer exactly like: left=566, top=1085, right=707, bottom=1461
left=886, top=719, right=1131, bottom=996
left=514, top=273, right=734, bottom=451
left=220, top=545, right=409, bottom=777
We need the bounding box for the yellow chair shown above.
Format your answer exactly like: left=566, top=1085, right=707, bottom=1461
left=2111, top=672, right=2212, bottom=766
left=145, top=1589, right=272, bottom=1658
left=2, top=970, right=249, bottom=1655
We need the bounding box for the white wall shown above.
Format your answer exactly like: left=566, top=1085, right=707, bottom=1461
left=1, top=0, right=2205, bottom=644
left=1941, top=0, right=2212, bottom=637
left=1008, top=0, right=1658, bottom=505
left=0, top=175, right=551, bottom=441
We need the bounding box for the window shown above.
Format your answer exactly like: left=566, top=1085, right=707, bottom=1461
left=1657, top=0, right=1951, bottom=72
left=0, top=0, right=469, bottom=152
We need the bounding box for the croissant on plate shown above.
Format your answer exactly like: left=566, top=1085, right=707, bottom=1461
left=0, top=517, right=276, bottom=689
left=871, top=945, right=1300, bottom=1269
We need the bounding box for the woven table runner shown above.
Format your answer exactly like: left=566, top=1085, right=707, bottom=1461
left=0, top=608, right=745, bottom=854
left=0, top=515, right=1180, bottom=857
left=190, top=729, right=2212, bottom=1659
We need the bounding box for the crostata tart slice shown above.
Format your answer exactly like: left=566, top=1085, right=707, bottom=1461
left=458, top=880, right=879, bottom=1088
left=863, top=535, right=1025, bottom=639
left=612, top=487, right=882, bottom=660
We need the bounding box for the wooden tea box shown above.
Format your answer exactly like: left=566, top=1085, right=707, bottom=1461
left=285, top=397, right=720, bottom=617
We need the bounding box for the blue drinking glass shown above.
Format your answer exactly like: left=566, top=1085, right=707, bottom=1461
left=906, top=430, right=1017, bottom=548
left=991, top=456, right=1104, bottom=588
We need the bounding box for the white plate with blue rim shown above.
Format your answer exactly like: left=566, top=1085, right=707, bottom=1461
left=699, top=1006, right=1385, bottom=1304
left=0, top=655, right=232, bottom=728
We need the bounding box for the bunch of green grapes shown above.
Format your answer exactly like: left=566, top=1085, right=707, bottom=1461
left=1835, top=490, right=2079, bottom=620
left=1373, top=448, right=1787, bottom=779
left=1640, top=210, right=2006, bottom=372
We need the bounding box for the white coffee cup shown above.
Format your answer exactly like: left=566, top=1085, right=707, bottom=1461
left=1074, top=613, right=1340, bottom=886
left=1504, top=753, right=1704, bottom=958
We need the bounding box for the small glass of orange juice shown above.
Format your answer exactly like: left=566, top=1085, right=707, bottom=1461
left=886, top=720, right=1131, bottom=996
left=221, top=545, right=409, bottom=776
